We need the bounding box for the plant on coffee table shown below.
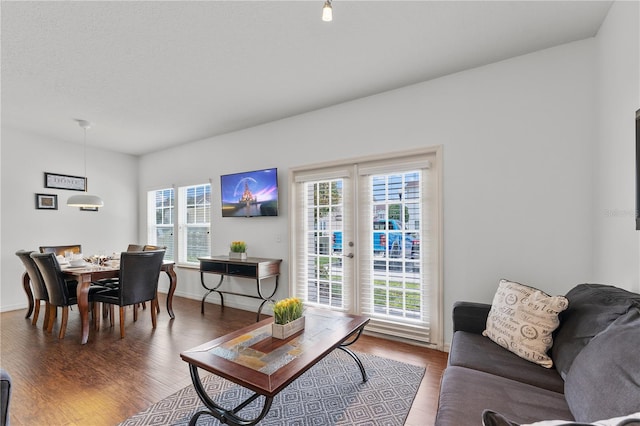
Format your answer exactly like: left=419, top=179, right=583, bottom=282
left=273, top=297, right=303, bottom=325
left=272, top=297, right=305, bottom=339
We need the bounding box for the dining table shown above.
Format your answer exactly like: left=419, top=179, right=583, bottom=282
left=22, top=260, right=177, bottom=344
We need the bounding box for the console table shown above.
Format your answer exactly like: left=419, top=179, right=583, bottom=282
left=198, top=256, right=282, bottom=321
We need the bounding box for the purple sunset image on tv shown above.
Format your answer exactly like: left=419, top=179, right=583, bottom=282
left=220, top=168, right=279, bottom=217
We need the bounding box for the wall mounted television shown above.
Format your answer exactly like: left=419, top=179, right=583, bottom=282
left=220, top=167, right=279, bottom=217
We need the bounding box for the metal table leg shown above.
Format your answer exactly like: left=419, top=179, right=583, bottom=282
left=188, top=364, right=274, bottom=426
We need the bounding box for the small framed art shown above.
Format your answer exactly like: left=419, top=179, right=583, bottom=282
left=35, top=193, right=58, bottom=210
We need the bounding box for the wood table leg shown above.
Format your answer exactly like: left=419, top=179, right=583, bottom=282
left=77, top=277, right=91, bottom=345
left=22, top=271, right=34, bottom=319
left=164, top=264, right=177, bottom=319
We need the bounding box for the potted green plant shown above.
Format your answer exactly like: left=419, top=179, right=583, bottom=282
left=229, top=241, right=247, bottom=260
left=272, top=297, right=305, bottom=339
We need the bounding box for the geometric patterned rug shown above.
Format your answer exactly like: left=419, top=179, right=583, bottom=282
left=117, top=351, right=425, bottom=426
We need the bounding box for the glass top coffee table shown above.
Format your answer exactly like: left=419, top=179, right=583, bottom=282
left=180, top=308, right=370, bottom=426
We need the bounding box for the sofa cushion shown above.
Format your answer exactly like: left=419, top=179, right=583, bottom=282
left=435, top=366, right=573, bottom=426
left=483, top=279, right=568, bottom=368
left=482, top=410, right=640, bottom=426
left=564, top=307, right=640, bottom=423
left=449, top=331, right=565, bottom=393
left=552, top=284, right=640, bottom=380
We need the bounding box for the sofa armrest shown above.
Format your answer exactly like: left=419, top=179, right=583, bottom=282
left=452, top=301, right=491, bottom=334
left=1, top=368, right=11, bottom=426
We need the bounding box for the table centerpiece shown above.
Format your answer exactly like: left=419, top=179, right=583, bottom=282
left=272, top=297, right=305, bottom=339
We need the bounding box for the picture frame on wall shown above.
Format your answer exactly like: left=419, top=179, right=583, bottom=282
left=44, top=172, right=86, bottom=191
left=35, top=193, right=58, bottom=210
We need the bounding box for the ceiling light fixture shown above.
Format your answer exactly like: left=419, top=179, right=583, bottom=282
left=67, top=119, right=104, bottom=208
left=322, top=0, right=333, bottom=22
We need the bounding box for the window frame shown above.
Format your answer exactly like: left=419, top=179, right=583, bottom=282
left=147, top=181, right=212, bottom=267
left=289, top=146, right=444, bottom=350
left=177, top=183, right=212, bottom=265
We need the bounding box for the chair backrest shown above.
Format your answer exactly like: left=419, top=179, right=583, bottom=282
left=142, top=245, right=166, bottom=251
left=39, top=245, right=82, bottom=256
left=127, top=244, right=144, bottom=252
left=118, top=251, right=165, bottom=306
left=143, top=245, right=166, bottom=260
left=30, top=252, right=72, bottom=306
left=15, top=250, right=48, bottom=301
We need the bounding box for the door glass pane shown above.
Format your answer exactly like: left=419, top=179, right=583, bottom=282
left=305, top=180, right=344, bottom=309
left=370, top=171, right=422, bottom=320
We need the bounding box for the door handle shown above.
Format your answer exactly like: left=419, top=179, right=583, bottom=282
left=343, top=253, right=354, bottom=259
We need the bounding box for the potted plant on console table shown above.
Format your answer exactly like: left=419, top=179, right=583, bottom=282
left=229, top=241, right=247, bottom=260
left=272, top=297, right=305, bottom=339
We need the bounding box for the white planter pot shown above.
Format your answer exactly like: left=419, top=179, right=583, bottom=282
left=229, top=252, right=247, bottom=260
left=272, top=316, right=305, bottom=339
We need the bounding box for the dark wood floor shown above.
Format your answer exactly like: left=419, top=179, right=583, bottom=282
left=0, top=295, right=447, bottom=425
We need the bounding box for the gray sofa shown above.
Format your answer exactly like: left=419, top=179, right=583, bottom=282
left=435, top=284, right=640, bottom=425
left=1, top=368, right=10, bottom=426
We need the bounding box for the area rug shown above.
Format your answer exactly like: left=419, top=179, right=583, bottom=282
left=118, top=351, right=425, bottom=426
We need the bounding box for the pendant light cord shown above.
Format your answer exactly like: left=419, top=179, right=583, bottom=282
left=83, top=127, right=88, bottom=192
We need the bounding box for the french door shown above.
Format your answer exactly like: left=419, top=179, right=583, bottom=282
left=290, top=148, right=442, bottom=348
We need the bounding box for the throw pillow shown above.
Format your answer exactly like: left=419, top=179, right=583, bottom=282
left=564, top=308, right=640, bottom=422
left=483, top=279, right=568, bottom=368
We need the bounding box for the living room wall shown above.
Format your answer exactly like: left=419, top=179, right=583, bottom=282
left=593, top=0, right=640, bottom=292
left=139, top=35, right=598, bottom=346
left=0, top=127, right=139, bottom=311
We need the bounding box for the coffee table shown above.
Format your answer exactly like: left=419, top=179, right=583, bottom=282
left=180, top=308, right=370, bottom=426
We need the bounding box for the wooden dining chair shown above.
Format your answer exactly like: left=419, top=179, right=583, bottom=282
left=15, top=250, right=51, bottom=329
left=30, top=252, right=106, bottom=339
left=38, top=244, right=82, bottom=256
left=92, top=251, right=165, bottom=338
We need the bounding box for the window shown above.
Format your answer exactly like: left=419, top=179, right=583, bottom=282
left=148, top=182, right=211, bottom=265
left=291, top=148, right=443, bottom=348
left=148, top=188, right=175, bottom=261
left=178, top=184, right=211, bottom=263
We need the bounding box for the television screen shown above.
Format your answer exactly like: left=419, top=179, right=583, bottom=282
left=220, top=168, right=279, bottom=217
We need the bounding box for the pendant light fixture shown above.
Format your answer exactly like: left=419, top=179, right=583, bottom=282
left=67, top=119, right=104, bottom=208
left=322, top=0, right=333, bottom=22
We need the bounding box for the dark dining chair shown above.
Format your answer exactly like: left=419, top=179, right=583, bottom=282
left=39, top=244, right=82, bottom=256
left=92, top=250, right=165, bottom=338
left=30, top=252, right=105, bottom=339
left=96, top=244, right=144, bottom=289
left=15, top=250, right=51, bottom=329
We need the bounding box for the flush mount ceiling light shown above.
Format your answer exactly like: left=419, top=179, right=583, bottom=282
left=322, top=0, right=333, bottom=22
left=67, top=119, right=104, bottom=208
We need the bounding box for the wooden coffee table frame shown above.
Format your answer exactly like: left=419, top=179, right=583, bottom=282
left=180, top=309, right=369, bottom=426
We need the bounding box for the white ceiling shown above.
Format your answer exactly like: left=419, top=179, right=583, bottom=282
left=1, top=1, right=612, bottom=156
